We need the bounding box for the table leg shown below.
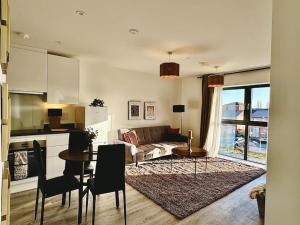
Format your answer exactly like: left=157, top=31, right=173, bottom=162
left=171, top=154, right=173, bottom=172
left=194, top=157, right=197, bottom=178
left=78, top=161, right=84, bottom=225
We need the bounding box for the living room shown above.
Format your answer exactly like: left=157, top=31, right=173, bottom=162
left=0, top=0, right=299, bottom=225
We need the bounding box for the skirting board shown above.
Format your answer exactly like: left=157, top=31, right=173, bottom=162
left=10, top=177, right=37, bottom=193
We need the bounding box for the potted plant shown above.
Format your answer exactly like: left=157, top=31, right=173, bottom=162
left=84, top=128, right=98, bottom=156
left=89, top=98, right=105, bottom=107
left=249, top=183, right=266, bottom=219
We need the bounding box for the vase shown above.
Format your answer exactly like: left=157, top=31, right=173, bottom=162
left=88, top=143, right=93, bottom=160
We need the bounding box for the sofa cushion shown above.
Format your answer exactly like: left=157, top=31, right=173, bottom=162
left=132, top=126, right=170, bottom=145
left=123, top=130, right=139, bottom=146
left=150, top=127, right=163, bottom=143
left=118, top=128, right=130, bottom=141
left=166, top=127, right=180, bottom=134
left=133, top=128, right=146, bottom=145
left=136, top=141, right=188, bottom=161
left=164, top=133, right=188, bottom=142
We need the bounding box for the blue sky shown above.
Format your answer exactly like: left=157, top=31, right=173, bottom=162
left=222, top=87, right=270, bottom=108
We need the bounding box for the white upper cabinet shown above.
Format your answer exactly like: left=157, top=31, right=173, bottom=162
left=7, top=46, right=47, bottom=93
left=47, top=54, right=79, bottom=104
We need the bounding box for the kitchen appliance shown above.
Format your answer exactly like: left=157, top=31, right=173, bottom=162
left=48, top=108, right=62, bottom=129
left=8, top=140, right=46, bottom=181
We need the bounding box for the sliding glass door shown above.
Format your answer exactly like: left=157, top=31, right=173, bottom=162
left=219, top=84, right=270, bottom=164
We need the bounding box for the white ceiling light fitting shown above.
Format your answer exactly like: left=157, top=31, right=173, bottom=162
left=14, top=31, right=30, bottom=39
left=23, top=34, right=30, bottom=39
left=55, top=41, right=62, bottom=46
left=129, top=28, right=139, bottom=35
left=199, top=61, right=209, bottom=66
left=75, top=10, right=86, bottom=16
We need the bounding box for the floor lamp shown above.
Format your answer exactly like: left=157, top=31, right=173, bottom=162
left=173, top=105, right=185, bottom=133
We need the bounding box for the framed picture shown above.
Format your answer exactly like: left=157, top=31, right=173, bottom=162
left=128, top=101, right=142, bottom=120
left=144, top=101, right=156, bottom=120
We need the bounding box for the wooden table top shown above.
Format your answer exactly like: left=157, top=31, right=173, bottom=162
left=59, top=149, right=98, bottom=162
left=172, top=146, right=208, bottom=157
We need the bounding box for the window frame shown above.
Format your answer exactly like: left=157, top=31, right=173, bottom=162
left=221, top=83, right=270, bottom=162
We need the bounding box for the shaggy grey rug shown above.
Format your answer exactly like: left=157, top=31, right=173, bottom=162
left=125, top=157, right=265, bottom=219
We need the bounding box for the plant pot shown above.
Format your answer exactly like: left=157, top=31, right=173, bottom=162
left=88, top=143, right=93, bottom=161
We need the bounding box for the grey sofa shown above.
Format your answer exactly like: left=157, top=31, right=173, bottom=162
left=115, top=125, right=188, bottom=165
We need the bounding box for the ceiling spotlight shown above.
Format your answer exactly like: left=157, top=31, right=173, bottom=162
left=199, top=62, right=209, bottom=66
left=55, top=41, right=62, bottom=46
left=75, top=10, right=86, bottom=16
left=14, top=31, right=30, bottom=39
left=23, top=34, right=30, bottom=39
left=129, top=28, right=139, bottom=35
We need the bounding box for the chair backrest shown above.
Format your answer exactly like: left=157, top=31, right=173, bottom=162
left=68, top=130, right=89, bottom=152
left=33, top=140, right=46, bottom=191
left=65, top=130, right=89, bottom=175
left=94, top=144, right=125, bottom=194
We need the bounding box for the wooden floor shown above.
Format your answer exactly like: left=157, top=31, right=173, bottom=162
left=11, top=174, right=265, bottom=225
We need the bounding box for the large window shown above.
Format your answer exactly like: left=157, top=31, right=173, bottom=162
left=219, top=84, right=270, bottom=164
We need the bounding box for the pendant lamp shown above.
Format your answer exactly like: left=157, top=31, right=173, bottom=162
left=208, top=66, right=224, bottom=87
left=160, top=52, right=180, bottom=79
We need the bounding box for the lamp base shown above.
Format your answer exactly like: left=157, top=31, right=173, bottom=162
left=188, top=137, right=193, bottom=154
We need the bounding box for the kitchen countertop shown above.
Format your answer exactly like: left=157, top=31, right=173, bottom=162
left=10, top=129, right=80, bottom=137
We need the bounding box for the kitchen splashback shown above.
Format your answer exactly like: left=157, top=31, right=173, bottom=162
left=10, top=93, right=78, bottom=131
left=10, top=93, right=45, bottom=130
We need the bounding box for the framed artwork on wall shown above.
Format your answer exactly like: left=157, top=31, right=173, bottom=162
left=144, top=101, right=156, bottom=120
left=128, top=101, right=143, bottom=120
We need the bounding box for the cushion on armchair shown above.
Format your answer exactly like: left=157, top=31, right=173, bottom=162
left=123, top=130, right=139, bottom=146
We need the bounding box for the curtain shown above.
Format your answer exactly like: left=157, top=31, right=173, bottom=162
left=199, top=75, right=214, bottom=148
left=204, top=87, right=223, bottom=157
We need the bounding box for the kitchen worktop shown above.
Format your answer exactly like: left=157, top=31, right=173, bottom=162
left=10, top=128, right=80, bottom=137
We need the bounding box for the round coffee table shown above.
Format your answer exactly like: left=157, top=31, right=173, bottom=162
left=171, top=146, right=208, bottom=177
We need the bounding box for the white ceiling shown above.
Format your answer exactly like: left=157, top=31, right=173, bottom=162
left=10, top=0, right=272, bottom=76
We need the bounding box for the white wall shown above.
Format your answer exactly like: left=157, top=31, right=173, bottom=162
left=225, top=69, right=270, bottom=87
left=79, top=60, right=270, bottom=147
left=181, top=76, right=202, bottom=146
left=180, top=69, right=270, bottom=147
left=79, top=60, right=181, bottom=142
left=265, top=1, right=300, bottom=224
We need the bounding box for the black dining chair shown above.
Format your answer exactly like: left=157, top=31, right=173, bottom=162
left=33, top=140, right=80, bottom=225
left=86, top=144, right=126, bottom=225
left=62, top=130, right=94, bottom=206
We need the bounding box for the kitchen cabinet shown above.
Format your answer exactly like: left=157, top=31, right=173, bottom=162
left=46, top=133, right=69, bottom=179
left=75, top=106, right=108, bottom=148
left=47, top=54, right=79, bottom=104
left=7, top=46, right=47, bottom=93
left=1, top=0, right=11, bottom=222
left=1, top=83, right=9, bottom=124
left=0, top=25, right=8, bottom=71
left=1, top=162, right=10, bottom=225
left=1, top=124, right=9, bottom=162
left=1, top=0, right=10, bottom=74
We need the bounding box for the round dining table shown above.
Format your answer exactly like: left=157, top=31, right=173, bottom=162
left=59, top=150, right=97, bottom=225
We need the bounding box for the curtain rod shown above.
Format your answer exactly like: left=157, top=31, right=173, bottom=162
left=197, top=65, right=271, bottom=79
